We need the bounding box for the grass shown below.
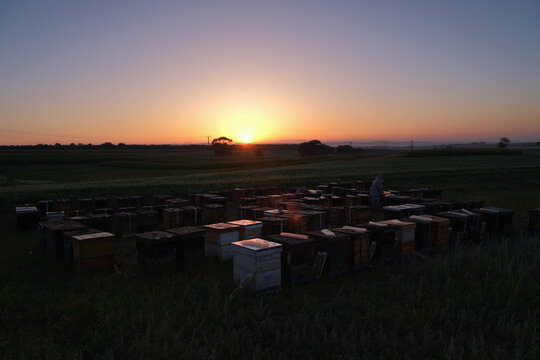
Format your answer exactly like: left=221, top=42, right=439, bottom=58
left=1, top=149, right=540, bottom=359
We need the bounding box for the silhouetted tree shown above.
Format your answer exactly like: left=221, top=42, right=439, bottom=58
left=298, top=140, right=334, bottom=156
left=336, top=145, right=354, bottom=154
left=498, top=137, right=510, bottom=149
left=212, top=136, right=233, bottom=156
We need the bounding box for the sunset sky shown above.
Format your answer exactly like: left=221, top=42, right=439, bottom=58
left=1, top=0, right=539, bottom=145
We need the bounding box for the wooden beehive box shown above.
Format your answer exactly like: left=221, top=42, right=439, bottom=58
left=232, top=238, right=283, bottom=293
left=115, top=196, right=131, bottom=208
left=72, top=231, right=115, bottom=273
left=136, top=231, right=177, bottom=271
left=300, top=210, right=327, bottom=231
left=135, top=209, right=159, bottom=232
left=40, top=218, right=86, bottom=259
left=255, top=196, right=272, bottom=208
left=204, top=223, right=240, bottom=260
left=37, top=200, right=55, bottom=216
left=162, top=208, right=184, bottom=228
left=239, top=197, right=256, bottom=206
left=278, top=213, right=307, bottom=234
left=333, top=226, right=371, bottom=270
left=166, top=198, right=189, bottom=208
left=419, top=214, right=450, bottom=250
left=378, top=219, right=416, bottom=257
left=202, top=204, right=226, bottom=224
left=252, top=207, right=271, bottom=219
left=307, top=230, right=350, bottom=276
left=266, top=233, right=316, bottom=285
left=232, top=188, right=246, bottom=200
left=267, top=195, right=283, bottom=208
left=238, top=205, right=257, bottom=220
left=15, top=205, right=40, bottom=230
left=474, top=207, right=514, bottom=239
left=436, top=210, right=484, bottom=244
left=61, top=228, right=102, bottom=265
left=346, top=205, right=371, bottom=225
left=112, top=212, right=138, bottom=238
left=152, top=194, right=173, bottom=206
left=165, top=226, right=205, bottom=266
left=257, top=216, right=288, bottom=236
left=128, top=195, right=144, bottom=208
left=89, top=213, right=113, bottom=232
left=68, top=215, right=92, bottom=226
left=360, top=222, right=398, bottom=264
left=77, top=198, right=94, bottom=213
left=329, top=207, right=346, bottom=227
left=281, top=193, right=296, bottom=202
left=93, top=197, right=109, bottom=210
left=55, top=199, right=71, bottom=212
left=181, top=206, right=203, bottom=226
left=228, top=219, right=263, bottom=240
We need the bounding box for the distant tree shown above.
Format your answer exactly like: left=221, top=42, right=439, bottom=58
left=498, top=137, right=510, bottom=149
left=254, top=148, right=263, bottom=157
left=298, top=140, right=335, bottom=156
left=212, top=136, right=233, bottom=156
left=54, top=143, right=61, bottom=147
left=336, top=144, right=354, bottom=154
left=536, top=141, right=540, bottom=146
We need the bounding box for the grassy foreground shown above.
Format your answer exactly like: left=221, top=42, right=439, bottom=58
left=1, top=149, right=540, bottom=359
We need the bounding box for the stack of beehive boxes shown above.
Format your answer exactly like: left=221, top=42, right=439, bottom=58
left=204, top=223, right=240, bottom=260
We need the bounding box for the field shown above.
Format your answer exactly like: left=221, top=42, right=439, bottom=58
left=1, top=148, right=540, bottom=359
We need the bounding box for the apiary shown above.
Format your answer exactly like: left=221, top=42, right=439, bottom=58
left=166, top=198, right=189, bottom=208
left=136, top=231, right=177, bottom=272
left=61, top=228, right=101, bottom=265
left=72, top=231, right=115, bottom=273
left=165, top=226, right=206, bottom=266
left=134, top=209, right=158, bottom=232
left=267, top=233, right=316, bottom=285
left=182, top=206, right=203, bottom=226
left=162, top=208, right=183, bottom=228
left=204, top=223, right=240, bottom=260
left=56, top=199, right=71, bottom=212
left=333, top=226, right=371, bottom=270
left=15, top=205, right=40, bottom=230
left=202, top=204, right=226, bottom=224
left=361, top=222, right=398, bottom=264
left=40, top=218, right=86, bottom=258
left=307, top=230, right=350, bottom=276
left=530, top=209, right=540, bottom=235
left=112, top=212, right=138, bottom=237
left=378, top=219, right=416, bottom=257
left=258, top=216, right=288, bottom=235
left=89, top=213, right=113, bottom=232
left=232, top=238, right=283, bottom=293
left=227, top=220, right=263, bottom=240
left=436, top=210, right=484, bottom=244
left=474, top=207, right=514, bottom=239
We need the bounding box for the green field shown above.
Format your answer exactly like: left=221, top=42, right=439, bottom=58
left=1, top=149, right=539, bottom=359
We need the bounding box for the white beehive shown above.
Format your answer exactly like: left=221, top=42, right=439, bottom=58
left=227, top=219, right=263, bottom=240
left=232, top=238, right=283, bottom=292
left=204, top=223, right=240, bottom=260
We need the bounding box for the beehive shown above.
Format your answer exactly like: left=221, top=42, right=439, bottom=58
left=136, top=231, right=177, bottom=272
left=238, top=205, right=257, bottom=220
left=77, top=198, right=94, bottom=213
left=436, top=210, right=484, bottom=244
left=37, top=200, right=55, bottom=216
left=135, top=209, right=159, bottom=232
left=227, top=220, right=263, bottom=240
left=202, top=204, right=226, bottom=224
left=68, top=215, right=92, bottom=226
left=307, top=230, right=350, bottom=276
left=252, top=207, right=271, bottom=219
left=166, top=198, right=189, bottom=208
left=162, top=208, right=183, bottom=228
left=40, top=218, right=86, bottom=258
left=383, top=204, right=424, bottom=220
left=346, top=205, right=371, bottom=225
left=93, top=197, right=109, bottom=209
left=15, top=205, right=40, bottom=230
left=182, top=206, right=203, bottom=226
left=281, top=193, right=296, bottom=202
left=232, top=188, right=246, bottom=200
left=474, top=207, right=514, bottom=239
left=115, top=196, right=131, bottom=208
left=165, top=226, right=206, bottom=266
left=357, top=193, right=371, bottom=206
left=89, top=213, right=113, bottom=232
left=239, top=197, right=256, bottom=206
left=267, top=195, right=283, bottom=208
left=258, top=216, right=288, bottom=235
left=56, top=199, right=71, bottom=212
left=128, top=195, right=144, bottom=208
left=383, top=195, right=412, bottom=206
left=329, top=207, right=346, bottom=227
left=418, top=214, right=450, bottom=250
left=267, top=233, right=316, bottom=285
left=360, top=222, right=397, bottom=263
left=333, top=226, right=371, bottom=270
left=72, top=231, right=115, bottom=273
left=301, top=210, right=327, bottom=231
left=529, top=209, right=540, bottom=235
left=378, top=219, right=416, bottom=257
left=204, top=223, right=240, bottom=260
left=61, top=228, right=101, bottom=265
left=278, top=213, right=307, bottom=233
left=112, top=212, right=138, bottom=237
left=255, top=196, right=271, bottom=208
left=410, top=215, right=450, bottom=251
left=232, top=238, right=283, bottom=293
left=152, top=194, right=174, bottom=206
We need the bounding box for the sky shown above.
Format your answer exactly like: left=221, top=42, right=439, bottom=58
left=1, top=0, right=539, bottom=145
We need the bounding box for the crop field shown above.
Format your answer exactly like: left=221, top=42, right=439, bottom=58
left=1, top=148, right=540, bottom=359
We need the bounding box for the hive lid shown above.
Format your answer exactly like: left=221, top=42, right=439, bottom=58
left=232, top=238, right=282, bottom=252
left=204, top=222, right=240, bottom=231
left=410, top=215, right=432, bottom=223
left=16, top=206, right=38, bottom=212
left=165, top=226, right=204, bottom=236
left=228, top=219, right=263, bottom=227
left=367, top=221, right=388, bottom=227
left=137, top=231, right=175, bottom=240
left=379, top=219, right=416, bottom=228
left=73, top=232, right=114, bottom=241
left=340, top=226, right=367, bottom=233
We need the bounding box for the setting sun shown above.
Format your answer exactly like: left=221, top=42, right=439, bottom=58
left=241, top=133, right=253, bottom=144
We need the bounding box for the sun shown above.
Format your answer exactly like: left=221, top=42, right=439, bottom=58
left=241, top=133, right=253, bottom=144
